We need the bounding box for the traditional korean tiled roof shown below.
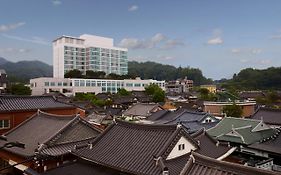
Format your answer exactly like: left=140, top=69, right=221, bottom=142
left=180, top=152, right=279, bottom=175
left=0, top=111, right=102, bottom=157
left=249, top=128, right=281, bottom=155
left=123, top=103, right=163, bottom=117
left=207, top=117, right=278, bottom=145
left=239, top=91, right=266, bottom=99
left=42, top=159, right=116, bottom=175
left=72, top=120, right=232, bottom=175
left=251, top=107, right=281, bottom=125
left=72, top=120, right=199, bottom=175
left=0, top=95, right=75, bottom=113
left=148, top=108, right=219, bottom=133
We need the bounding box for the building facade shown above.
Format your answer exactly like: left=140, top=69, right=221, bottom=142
left=30, top=77, right=165, bottom=96
left=53, top=34, right=128, bottom=78
left=166, top=78, right=193, bottom=94
left=0, top=69, right=7, bottom=94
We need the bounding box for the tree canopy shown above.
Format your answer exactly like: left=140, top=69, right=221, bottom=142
left=145, top=84, right=165, bottom=102
left=223, top=103, right=243, bottom=118
left=8, top=83, right=31, bottom=95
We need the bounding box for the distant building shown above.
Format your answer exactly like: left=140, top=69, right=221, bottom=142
left=30, top=77, right=165, bottom=96
left=0, top=69, right=7, bottom=94
left=166, top=78, right=193, bottom=94
left=0, top=95, right=85, bottom=134
left=200, top=84, right=217, bottom=93
left=53, top=34, right=128, bottom=78
left=203, top=101, right=256, bottom=117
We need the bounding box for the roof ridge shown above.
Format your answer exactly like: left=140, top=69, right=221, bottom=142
left=115, top=119, right=177, bottom=130
left=225, top=117, right=262, bottom=123
left=42, top=115, right=80, bottom=146
left=182, top=152, right=280, bottom=175
left=38, top=110, right=77, bottom=119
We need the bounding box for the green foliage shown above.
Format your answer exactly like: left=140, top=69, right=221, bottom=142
left=65, top=69, right=84, bottom=78
left=128, top=61, right=212, bottom=85
left=222, top=67, right=281, bottom=90
left=145, top=84, right=165, bottom=102
left=117, top=88, right=131, bottom=96
left=152, top=89, right=165, bottom=102
left=255, top=91, right=280, bottom=106
left=74, top=93, right=96, bottom=101
left=85, top=70, right=106, bottom=79
left=223, top=103, right=243, bottom=118
left=198, top=88, right=217, bottom=101
left=8, top=83, right=31, bottom=95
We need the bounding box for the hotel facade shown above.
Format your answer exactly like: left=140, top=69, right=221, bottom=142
left=30, top=77, right=165, bottom=96
left=53, top=34, right=128, bottom=78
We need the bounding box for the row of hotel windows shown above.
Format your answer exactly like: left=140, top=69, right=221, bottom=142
left=64, top=46, right=127, bottom=55
left=43, top=80, right=164, bottom=88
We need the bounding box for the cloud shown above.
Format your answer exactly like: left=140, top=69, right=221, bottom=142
left=231, top=48, right=262, bottom=55
left=206, top=28, right=224, bottom=45
left=157, top=55, right=175, bottom=60
left=119, top=33, right=184, bottom=50
left=251, top=49, right=262, bottom=55
left=2, top=34, right=50, bottom=45
left=259, top=59, right=271, bottom=65
left=231, top=48, right=241, bottom=54
left=128, top=5, right=138, bottom=11
left=0, top=22, right=25, bottom=32
left=240, top=59, right=249, bottom=63
left=162, top=39, right=184, bottom=49
left=207, top=37, right=223, bottom=45
left=52, top=0, right=62, bottom=6
left=0, top=48, right=31, bottom=54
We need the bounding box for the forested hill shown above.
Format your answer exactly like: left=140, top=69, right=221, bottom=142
left=128, top=61, right=212, bottom=85
left=0, top=57, right=53, bottom=82
left=221, top=67, right=281, bottom=90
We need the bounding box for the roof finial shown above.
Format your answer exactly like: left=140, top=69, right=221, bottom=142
left=177, top=122, right=182, bottom=129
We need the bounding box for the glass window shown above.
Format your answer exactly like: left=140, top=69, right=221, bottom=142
left=58, top=82, right=62, bottom=86
left=80, top=80, right=85, bottom=86
left=91, top=81, right=96, bottom=87
left=74, top=80, right=79, bottom=87
left=86, top=81, right=91, bottom=87
left=50, top=82, right=55, bottom=86
left=45, top=82, right=49, bottom=86
left=63, top=82, right=68, bottom=86
left=0, top=120, right=10, bottom=129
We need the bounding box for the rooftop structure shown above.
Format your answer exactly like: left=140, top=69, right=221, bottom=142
left=207, top=117, right=278, bottom=145
left=251, top=107, right=281, bottom=127
left=180, top=152, right=279, bottom=175
left=53, top=34, right=128, bottom=78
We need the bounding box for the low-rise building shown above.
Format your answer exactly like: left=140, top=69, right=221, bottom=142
left=0, top=95, right=85, bottom=134
left=166, top=78, right=193, bottom=94
left=251, top=107, right=281, bottom=128
left=203, top=101, right=256, bottom=117
left=0, top=69, right=7, bottom=94
left=200, top=84, right=217, bottom=93
left=0, top=111, right=102, bottom=174
left=30, top=77, right=165, bottom=96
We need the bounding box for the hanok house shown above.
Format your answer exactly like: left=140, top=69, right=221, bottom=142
left=180, top=152, right=280, bottom=175
left=0, top=95, right=85, bottom=134
left=65, top=120, right=234, bottom=175
left=207, top=117, right=280, bottom=170
left=0, top=110, right=102, bottom=174
left=122, top=103, right=164, bottom=120
left=251, top=107, right=281, bottom=128
left=146, top=108, right=219, bottom=134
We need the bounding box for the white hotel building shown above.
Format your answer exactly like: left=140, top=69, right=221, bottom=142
left=30, top=77, right=165, bottom=96
left=31, top=34, right=165, bottom=96
left=53, top=34, right=128, bottom=78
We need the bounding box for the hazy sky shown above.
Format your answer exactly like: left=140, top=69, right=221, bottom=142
left=1, top=0, right=281, bottom=79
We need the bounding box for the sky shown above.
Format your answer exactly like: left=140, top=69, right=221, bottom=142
left=1, top=0, right=281, bottom=79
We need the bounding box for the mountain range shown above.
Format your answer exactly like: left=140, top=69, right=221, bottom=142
left=0, top=57, right=53, bottom=82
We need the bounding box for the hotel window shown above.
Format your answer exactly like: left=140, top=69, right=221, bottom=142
left=134, top=83, right=141, bottom=87
left=80, top=80, right=85, bottom=86
left=50, top=82, right=55, bottom=86
left=74, top=80, right=79, bottom=87
left=45, top=82, right=50, bottom=86
left=0, top=120, right=10, bottom=129
left=57, top=82, right=62, bottom=86
left=178, top=144, right=185, bottom=151
left=86, top=81, right=91, bottom=87
left=97, top=81, right=101, bottom=87
left=91, top=81, right=96, bottom=87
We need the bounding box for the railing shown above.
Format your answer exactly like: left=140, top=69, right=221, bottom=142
left=273, top=164, right=281, bottom=172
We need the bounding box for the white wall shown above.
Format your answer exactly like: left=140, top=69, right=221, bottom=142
left=166, top=137, right=196, bottom=160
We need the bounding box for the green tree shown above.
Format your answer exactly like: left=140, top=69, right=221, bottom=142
left=117, top=88, right=131, bottom=96
left=223, top=103, right=243, bottom=118
left=145, top=84, right=165, bottom=102
left=85, top=70, right=106, bottom=79
left=152, top=89, right=165, bottom=102
left=8, top=83, right=31, bottom=95
left=64, top=69, right=84, bottom=78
